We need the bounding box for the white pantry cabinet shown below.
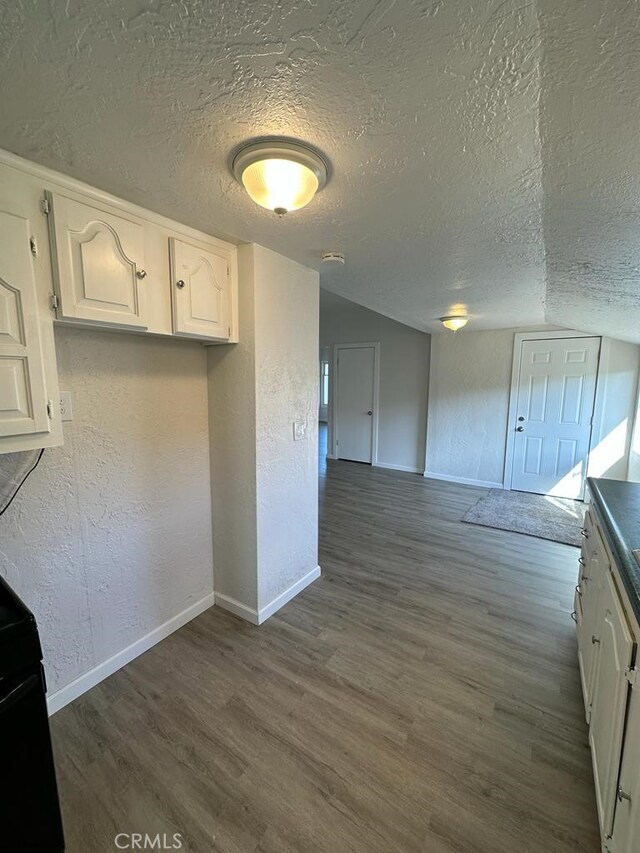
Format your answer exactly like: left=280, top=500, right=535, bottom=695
left=0, top=164, right=61, bottom=452
left=45, top=191, right=149, bottom=329
left=575, top=500, right=639, bottom=852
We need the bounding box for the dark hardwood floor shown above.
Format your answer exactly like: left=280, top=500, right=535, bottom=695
left=51, top=436, right=600, bottom=852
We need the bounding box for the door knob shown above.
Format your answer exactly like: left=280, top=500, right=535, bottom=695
left=516, top=426, right=524, bottom=432
left=517, top=416, right=525, bottom=422
left=367, top=411, right=373, bottom=416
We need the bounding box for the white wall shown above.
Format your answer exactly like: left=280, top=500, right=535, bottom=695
left=320, top=290, right=430, bottom=473
left=627, top=372, right=640, bottom=483
left=209, top=244, right=320, bottom=622
left=0, top=326, right=214, bottom=706
left=425, top=329, right=515, bottom=487
left=426, top=329, right=640, bottom=488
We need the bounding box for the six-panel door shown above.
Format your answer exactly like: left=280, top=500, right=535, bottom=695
left=0, top=206, right=50, bottom=438
left=511, top=337, right=600, bottom=499
left=46, top=192, right=148, bottom=328
left=170, top=237, right=230, bottom=340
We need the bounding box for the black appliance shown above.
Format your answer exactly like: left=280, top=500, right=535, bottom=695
left=0, top=574, right=65, bottom=851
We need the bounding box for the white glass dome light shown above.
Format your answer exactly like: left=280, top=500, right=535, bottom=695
left=232, top=139, right=328, bottom=216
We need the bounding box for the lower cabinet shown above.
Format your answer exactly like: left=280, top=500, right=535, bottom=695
left=575, top=506, right=639, bottom=851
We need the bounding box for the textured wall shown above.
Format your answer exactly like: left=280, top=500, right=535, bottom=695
left=426, top=330, right=516, bottom=485
left=0, top=326, right=213, bottom=695
left=208, top=248, right=259, bottom=610
left=208, top=244, right=319, bottom=617
left=426, top=329, right=640, bottom=486
left=254, top=246, right=319, bottom=609
left=320, top=290, right=430, bottom=472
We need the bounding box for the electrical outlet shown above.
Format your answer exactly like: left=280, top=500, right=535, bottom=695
left=59, top=391, right=73, bottom=422
left=293, top=420, right=307, bottom=441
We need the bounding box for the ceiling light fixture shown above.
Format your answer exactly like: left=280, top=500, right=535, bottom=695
left=232, top=138, right=328, bottom=216
left=440, top=315, right=469, bottom=332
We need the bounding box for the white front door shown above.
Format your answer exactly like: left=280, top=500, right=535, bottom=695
left=335, top=345, right=376, bottom=463
left=511, top=337, right=600, bottom=499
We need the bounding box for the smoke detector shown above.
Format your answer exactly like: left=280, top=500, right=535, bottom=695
left=321, top=251, right=345, bottom=265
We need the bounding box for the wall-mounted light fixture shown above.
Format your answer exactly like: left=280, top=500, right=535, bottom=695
left=440, top=315, right=469, bottom=332
left=232, top=138, right=328, bottom=216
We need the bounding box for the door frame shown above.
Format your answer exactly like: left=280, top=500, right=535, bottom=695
left=331, top=342, right=380, bottom=463
left=503, top=330, right=603, bottom=493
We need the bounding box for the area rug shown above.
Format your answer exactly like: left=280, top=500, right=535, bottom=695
left=462, top=489, right=585, bottom=546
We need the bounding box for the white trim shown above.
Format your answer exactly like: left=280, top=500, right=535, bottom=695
left=332, top=342, right=380, bottom=464
left=214, top=593, right=259, bottom=625
left=47, top=592, right=215, bottom=716
left=423, top=471, right=503, bottom=489
left=215, top=566, right=321, bottom=626
left=258, top=565, right=321, bottom=624
left=373, top=461, right=422, bottom=474
left=504, top=330, right=601, bottom=495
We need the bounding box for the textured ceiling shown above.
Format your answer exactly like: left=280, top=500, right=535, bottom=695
left=0, top=0, right=637, bottom=340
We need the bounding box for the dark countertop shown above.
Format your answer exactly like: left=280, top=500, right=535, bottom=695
left=587, top=477, right=640, bottom=625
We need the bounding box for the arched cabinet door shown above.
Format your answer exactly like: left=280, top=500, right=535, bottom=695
left=0, top=208, right=50, bottom=438
left=46, top=192, right=148, bottom=329
left=170, top=237, right=230, bottom=340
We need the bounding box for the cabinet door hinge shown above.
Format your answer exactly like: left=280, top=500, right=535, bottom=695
left=228, top=325, right=231, bottom=338
left=29, top=236, right=37, bottom=256
left=227, top=264, right=230, bottom=277
left=625, top=667, right=638, bottom=687
left=41, top=196, right=51, bottom=215
left=50, top=293, right=59, bottom=311
left=46, top=400, right=54, bottom=419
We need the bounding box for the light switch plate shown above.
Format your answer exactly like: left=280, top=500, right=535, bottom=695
left=59, top=391, right=73, bottom=422
left=293, top=420, right=307, bottom=441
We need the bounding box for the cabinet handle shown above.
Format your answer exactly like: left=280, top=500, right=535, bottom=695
left=136, top=269, right=147, bottom=279
left=578, top=556, right=586, bottom=567
left=617, top=786, right=632, bottom=804
left=176, top=280, right=185, bottom=289
left=575, top=584, right=582, bottom=597
left=592, top=635, right=600, bottom=645
left=570, top=610, right=578, bottom=623
left=580, top=528, right=589, bottom=539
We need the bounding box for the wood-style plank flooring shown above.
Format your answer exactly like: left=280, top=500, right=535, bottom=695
left=51, top=436, right=600, bottom=852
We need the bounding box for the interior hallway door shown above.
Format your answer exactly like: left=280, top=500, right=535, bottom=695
left=511, top=336, right=600, bottom=499
left=335, top=345, right=376, bottom=463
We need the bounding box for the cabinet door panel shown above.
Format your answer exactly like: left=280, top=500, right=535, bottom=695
left=609, top=683, right=640, bottom=853
left=47, top=192, right=148, bottom=328
left=576, top=519, right=607, bottom=718
left=589, top=570, right=634, bottom=837
left=0, top=210, right=50, bottom=437
left=170, top=237, right=229, bottom=340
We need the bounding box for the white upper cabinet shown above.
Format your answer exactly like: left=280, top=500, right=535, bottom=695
left=46, top=192, right=149, bottom=329
left=0, top=162, right=61, bottom=454
left=0, top=208, right=50, bottom=439
left=170, top=237, right=231, bottom=340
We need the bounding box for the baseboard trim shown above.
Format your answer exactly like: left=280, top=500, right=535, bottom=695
left=47, top=592, right=215, bottom=716
left=258, top=565, right=321, bottom=624
left=326, top=453, right=337, bottom=460
left=214, top=593, right=259, bottom=625
left=373, top=462, right=422, bottom=474
left=423, top=471, right=504, bottom=490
